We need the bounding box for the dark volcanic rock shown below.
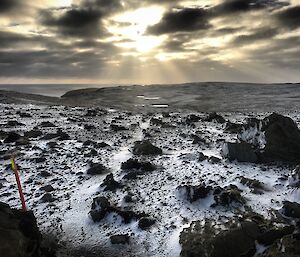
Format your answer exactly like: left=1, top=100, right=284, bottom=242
left=4, top=132, right=21, bottom=143
left=17, top=112, right=32, bottom=118
left=224, top=121, right=243, bottom=133
left=289, top=165, right=300, bottom=187
left=133, top=140, right=162, bottom=155
left=180, top=219, right=259, bottom=257
left=90, top=196, right=145, bottom=223
left=257, top=226, right=294, bottom=246
left=85, top=109, right=98, bottom=117
left=83, top=140, right=109, bottom=148
left=87, top=163, right=109, bottom=175
left=186, top=114, right=201, bottom=123
left=150, top=118, right=163, bottom=126
left=0, top=202, right=41, bottom=257
left=84, top=124, right=96, bottom=131
left=56, top=130, right=70, bottom=141
left=110, top=124, right=128, bottom=131
left=121, top=158, right=156, bottom=172
left=212, top=185, right=245, bottom=207
left=90, top=197, right=111, bottom=222
left=224, top=142, right=258, bottom=163
left=191, top=135, right=206, bottom=145
left=40, top=193, right=55, bottom=203
left=257, top=234, right=300, bottom=257
left=34, top=157, right=46, bottom=163
left=40, top=185, right=54, bottom=192
left=40, top=171, right=51, bottom=178
left=138, top=217, right=156, bottom=230
left=178, top=184, right=212, bottom=202
left=41, top=130, right=70, bottom=141
left=40, top=121, right=56, bottom=128
left=0, top=130, right=8, bottom=140
left=100, top=173, right=123, bottom=191
left=204, top=112, right=226, bottom=123
left=180, top=213, right=295, bottom=257
left=225, top=113, right=300, bottom=163
left=198, top=152, right=208, bottom=161
left=240, top=176, right=266, bottom=194
left=110, top=234, right=130, bottom=244
left=261, top=113, right=300, bottom=163
left=282, top=201, right=300, bottom=218
left=24, top=130, right=43, bottom=138
left=121, top=159, right=156, bottom=179
left=7, top=120, right=25, bottom=127
left=41, top=133, right=58, bottom=140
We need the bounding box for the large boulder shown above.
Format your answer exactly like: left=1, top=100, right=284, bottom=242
left=212, top=185, right=245, bottom=207
left=4, top=132, right=22, bottom=143
left=100, top=173, right=123, bottom=191
left=87, top=163, right=109, bottom=175
left=180, top=219, right=260, bottom=257
left=262, top=113, right=300, bottom=162
left=133, top=140, right=162, bottom=155
left=0, top=202, right=41, bottom=257
left=282, top=201, right=300, bottom=218
left=180, top=214, right=295, bottom=257
left=223, top=142, right=258, bottom=163
left=121, top=158, right=156, bottom=172
left=257, top=234, right=300, bottom=257
left=223, top=113, right=300, bottom=163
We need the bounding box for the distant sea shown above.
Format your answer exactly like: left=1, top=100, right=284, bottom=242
left=0, top=84, right=117, bottom=97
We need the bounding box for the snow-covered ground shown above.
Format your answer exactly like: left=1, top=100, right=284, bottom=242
left=0, top=103, right=299, bottom=257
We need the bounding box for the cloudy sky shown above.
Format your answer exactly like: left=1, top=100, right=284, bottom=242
left=0, top=0, right=300, bottom=84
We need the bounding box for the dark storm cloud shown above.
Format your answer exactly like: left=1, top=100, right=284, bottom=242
left=81, top=0, right=123, bottom=14
left=0, top=0, right=299, bottom=81
left=213, top=0, right=288, bottom=15
left=0, top=0, right=20, bottom=13
left=275, top=5, right=300, bottom=30
left=147, top=8, right=211, bottom=35
left=244, top=35, right=300, bottom=69
left=40, top=7, right=103, bottom=37
left=146, top=0, right=289, bottom=35
left=233, top=27, right=279, bottom=44
left=39, top=0, right=124, bottom=38
left=0, top=30, right=33, bottom=47
left=0, top=45, right=118, bottom=77
left=0, top=25, right=120, bottom=78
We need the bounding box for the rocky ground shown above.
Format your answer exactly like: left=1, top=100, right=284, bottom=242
left=0, top=101, right=300, bottom=257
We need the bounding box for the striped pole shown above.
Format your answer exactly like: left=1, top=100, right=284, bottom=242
left=11, top=157, right=27, bottom=211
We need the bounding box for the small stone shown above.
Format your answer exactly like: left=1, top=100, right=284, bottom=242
left=87, top=163, right=109, bottom=175
left=138, top=217, right=156, bottom=230
left=110, top=234, right=130, bottom=244
left=40, top=193, right=55, bottom=203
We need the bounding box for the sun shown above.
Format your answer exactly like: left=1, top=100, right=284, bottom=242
left=109, top=6, right=165, bottom=53
left=58, top=0, right=72, bottom=6
left=50, top=0, right=72, bottom=7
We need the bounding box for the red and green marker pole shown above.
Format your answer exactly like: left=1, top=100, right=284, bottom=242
left=11, top=157, right=27, bottom=211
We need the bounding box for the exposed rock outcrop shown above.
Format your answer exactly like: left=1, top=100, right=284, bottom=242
left=0, top=202, right=41, bottom=257
left=90, top=196, right=146, bottom=224
left=133, top=140, right=162, bottom=155
left=180, top=213, right=295, bottom=257
left=223, top=113, right=300, bottom=163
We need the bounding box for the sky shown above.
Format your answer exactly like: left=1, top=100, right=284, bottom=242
left=0, top=0, right=300, bottom=84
